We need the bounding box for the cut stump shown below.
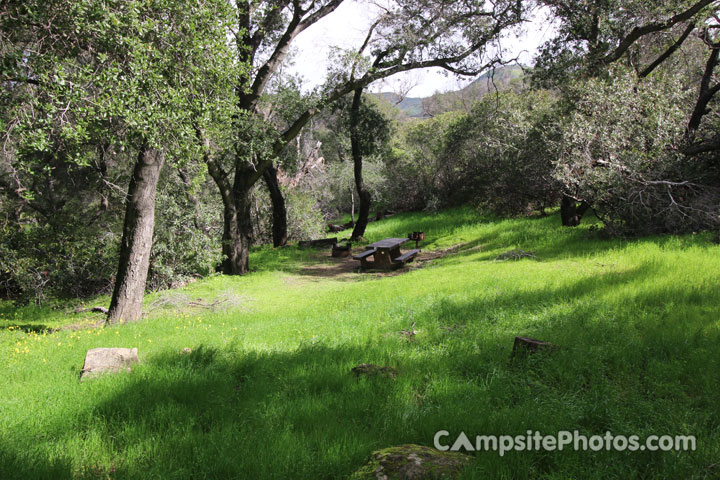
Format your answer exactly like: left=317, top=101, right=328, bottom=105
left=511, top=336, right=557, bottom=358
left=351, top=363, right=398, bottom=379
left=332, top=242, right=352, bottom=258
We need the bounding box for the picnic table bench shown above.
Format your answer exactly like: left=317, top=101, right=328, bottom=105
left=394, top=249, right=421, bottom=265
left=353, top=238, right=420, bottom=269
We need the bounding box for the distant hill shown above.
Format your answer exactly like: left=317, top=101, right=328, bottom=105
left=471, top=65, right=524, bottom=88
left=374, top=93, right=424, bottom=118
left=373, top=65, right=525, bottom=119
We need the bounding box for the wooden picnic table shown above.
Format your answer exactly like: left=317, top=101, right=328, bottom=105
left=353, top=237, right=420, bottom=269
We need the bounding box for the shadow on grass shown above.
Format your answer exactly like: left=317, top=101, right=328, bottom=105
left=4, top=257, right=719, bottom=479
left=0, top=301, right=66, bottom=329
left=0, top=446, right=73, bottom=480
left=0, top=323, right=52, bottom=333
left=18, top=328, right=715, bottom=479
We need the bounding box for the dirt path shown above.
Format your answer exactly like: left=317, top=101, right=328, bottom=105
left=296, top=242, right=485, bottom=280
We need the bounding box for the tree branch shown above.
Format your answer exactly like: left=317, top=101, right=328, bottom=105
left=1, top=76, right=42, bottom=86
left=601, top=0, right=715, bottom=66
left=682, top=135, right=720, bottom=155
left=639, top=22, right=696, bottom=77
left=686, top=43, right=720, bottom=142
left=243, top=0, right=345, bottom=112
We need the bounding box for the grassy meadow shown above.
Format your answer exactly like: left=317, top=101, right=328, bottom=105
left=1, top=207, right=719, bottom=479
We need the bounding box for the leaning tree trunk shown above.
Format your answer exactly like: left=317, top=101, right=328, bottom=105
left=561, top=194, right=591, bottom=227
left=207, top=155, right=257, bottom=275
left=108, top=147, right=165, bottom=323
left=350, top=88, right=371, bottom=242
left=263, top=164, right=288, bottom=248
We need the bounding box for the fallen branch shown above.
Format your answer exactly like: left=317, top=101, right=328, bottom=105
left=73, top=306, right=109, bottom=314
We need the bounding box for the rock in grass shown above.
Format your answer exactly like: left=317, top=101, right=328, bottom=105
left=350, top=444, right=471, bottom=479
left=351, top=363, right=398, bottom=379
left=81, top=347, right=139, bottom=381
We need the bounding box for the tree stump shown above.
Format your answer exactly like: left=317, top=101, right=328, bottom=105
left=511, top=336, right=557, bottom=358
left=351, top=363, right=398, bottom=379
left=331, top=242, right=352, bottom=258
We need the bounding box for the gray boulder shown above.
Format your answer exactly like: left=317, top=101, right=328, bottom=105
left=81, top=347, right=139, bottom=381
left=351, top=444, right=471, bottom=479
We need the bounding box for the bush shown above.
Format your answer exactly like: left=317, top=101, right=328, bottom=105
left=553, top=68, right=720, bottom=235
left=149, top=170, right=223, bottom=290
left=390, top=90, right=559, bottom=215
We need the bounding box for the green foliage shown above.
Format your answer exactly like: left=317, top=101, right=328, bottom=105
left=0, top=0, right=245, bottom=303
left=323, top=155, right=392, bottom=217
left=0, top=215, right=120, bottom=303
left=445, top=89, right=560, bottom=215
left=390, top=90, right=559, bottom=215
left=331, top=93, right=394, bottom=158
left=553, top=67, right=720, bottom=234
left=532, top=0, right=715, bottom=86
left=149, top=169, right=224, bottom=291
left=1, top=208, right=719, bottom=478
left=249, top=184, right=328, bottom=244
left=285, top=189, right=327, bottom=241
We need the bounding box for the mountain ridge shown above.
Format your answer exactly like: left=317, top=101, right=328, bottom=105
left=372, top=65, right=525, bottom=118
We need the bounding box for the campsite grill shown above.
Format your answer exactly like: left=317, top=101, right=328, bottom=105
left=408, top=232, right=425, bottom=248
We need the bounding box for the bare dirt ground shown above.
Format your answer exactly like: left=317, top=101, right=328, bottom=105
left=296, top=242, right=485, bottom=281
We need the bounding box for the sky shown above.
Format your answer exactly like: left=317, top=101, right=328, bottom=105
left=288, top=1, right=557, bottom=98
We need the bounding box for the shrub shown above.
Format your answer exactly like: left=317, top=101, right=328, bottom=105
left=553, top=68, right=720, bottom=235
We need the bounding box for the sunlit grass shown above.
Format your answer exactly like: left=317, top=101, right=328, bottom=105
left=1, top=207, right=719, bottom=479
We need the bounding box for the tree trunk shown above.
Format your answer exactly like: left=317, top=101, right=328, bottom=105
left=263, top=164, right=288, bottom=248
left=218, top=182, right=254, bottom=275
left=108, top=147, right=165, bottom=323
left=561, top=194, right=590, bottom=227
left=206, top=154, right=259, bottom=275
left=350, top=88, right=371, bottom=242
left=350, top=183, right=355, bottom=225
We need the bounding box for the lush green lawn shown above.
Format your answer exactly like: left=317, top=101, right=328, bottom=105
left=2, top=207, right=719, bottom=479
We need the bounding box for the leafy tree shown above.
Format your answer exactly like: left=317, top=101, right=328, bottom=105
left=552, top=68, right=720, bottom=234
left=444, top=89, right=559, bottom=215
left=344, top=89, right=394, bottom=240
left=533, top=0, right=720, bottom=228
left=1, top=0, right=243, bottom=319
left=392, top=112, right=466, bottom=210
left=533, top=0, right=716, bottom=84
left=391, top=89, right=558, bottom=215
left=207, top=0, right=528, bottom=274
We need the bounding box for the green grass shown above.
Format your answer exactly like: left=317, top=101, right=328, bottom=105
left=2, top=207, right=719, bottom=479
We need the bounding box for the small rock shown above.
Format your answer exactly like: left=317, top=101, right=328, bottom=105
left=350, top=444, right=471, bottom=479
left=81, top=347, right=139, bottom=381
left=351, top=363, right=398, bottom=379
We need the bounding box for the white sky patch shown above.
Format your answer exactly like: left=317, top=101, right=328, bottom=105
left=288, top=2, right=557, bottom=98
